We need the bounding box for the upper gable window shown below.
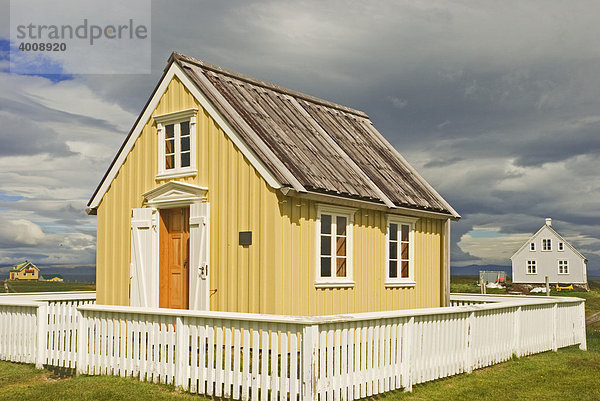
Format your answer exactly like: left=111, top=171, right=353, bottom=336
left=530, top=242, right=535, bottom=251
left=154, top=109, right=198, bottom=179
left=558, top=242, right=564, bottom=251
left=315, top=204, right=356, bottom=287
left=385, top=215, right=418, bottom=287
left=542, top=238, right=552, bottom=251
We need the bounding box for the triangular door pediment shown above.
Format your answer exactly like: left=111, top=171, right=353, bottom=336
left=143, top=181, right=208, bottom=208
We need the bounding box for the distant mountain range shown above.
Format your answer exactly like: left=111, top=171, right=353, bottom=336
left=451, top=264, right=512, bottom=277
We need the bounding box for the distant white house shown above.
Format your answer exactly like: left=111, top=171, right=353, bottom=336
left=511, top=218, right=587, bottom=285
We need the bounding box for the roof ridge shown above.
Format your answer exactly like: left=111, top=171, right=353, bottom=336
left=171, top=52, right=369, bottom=119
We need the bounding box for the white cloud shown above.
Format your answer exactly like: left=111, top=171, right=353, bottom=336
left=0, top=219, right=45, bottom=246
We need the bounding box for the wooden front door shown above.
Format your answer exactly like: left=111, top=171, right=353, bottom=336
left=159, top=207, right=190, bottom=309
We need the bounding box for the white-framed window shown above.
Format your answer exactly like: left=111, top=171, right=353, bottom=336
left=542, top=238, right=552, bottom=251
left=558, top=242, right=564, bottom=251
left=385, top=215, right=418, bottom=287
left=315, top=204, right=356, bottom=287
left=527, top=260, right=537, bottom=274
left=530, top=242, right=535, bottom=251
left=558, top=260, right=569, bottom=274
left=154, top=109, right=198, bottom=179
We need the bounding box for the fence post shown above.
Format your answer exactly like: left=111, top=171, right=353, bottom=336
left=76, top=308, right=87, bottom=376
left=301, top=324, right=319, bottom=401
left=579, top=301, right=587, bottom=351
left=513, top=306, right=521, bottom=357
left=401, top=316, right=414, bottom=392
left=175, top=316, right=187, bottom=390
left=36, top=302, right=47, bottom=369
left=466, top=311, right=475, bottom=373
left=552, top=303, right=558, bottom=352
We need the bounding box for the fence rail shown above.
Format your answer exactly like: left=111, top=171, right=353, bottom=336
left=0, top=292, right=587, bottom=400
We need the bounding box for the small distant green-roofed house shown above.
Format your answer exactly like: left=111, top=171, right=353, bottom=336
left=9, top=261, right=39, bottom=280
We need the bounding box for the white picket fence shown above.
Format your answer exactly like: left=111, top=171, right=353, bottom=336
left=0, top=292, right=587, bottom=400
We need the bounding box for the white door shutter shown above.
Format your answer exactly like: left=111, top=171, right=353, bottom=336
left=189, top=202, right=210, bottom=310
left=130, top=208, right=154, bottom=307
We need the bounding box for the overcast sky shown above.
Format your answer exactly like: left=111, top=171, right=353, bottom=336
left=1, top=0, right=599, bottom=275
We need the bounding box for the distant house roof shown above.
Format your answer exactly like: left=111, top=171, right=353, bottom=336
left=10, top=261, right=38, bottom=272
left=88, top=52, right=459, bottom=218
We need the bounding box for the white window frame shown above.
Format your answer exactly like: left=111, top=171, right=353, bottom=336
left=526, top=260, right=537, bottom=274
left=385, top=215, right=418, bottom=287
left=315, top=204, right=356, bottom=288
left=542, top=238, right=552, bottom=251
left=558, top=260, right=569, bottom=274
left=154, top=108, right=198, bottom=180
left=558, top=242, right=564, bottom=251
left=530, top=242, right=535, bottom=251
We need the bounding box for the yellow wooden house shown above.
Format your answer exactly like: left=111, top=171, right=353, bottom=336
left=87, top=52, right=460, bottom=316
left=9, top=261, right=39, bottom=280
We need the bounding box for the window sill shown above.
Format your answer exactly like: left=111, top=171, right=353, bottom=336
left=315, top=280, right=355, bottom=288
left=526, top=273, right=537, bottom=275
left=385, top=281, right=416, bottom=288
left=156, top=169, right=198, bottom=180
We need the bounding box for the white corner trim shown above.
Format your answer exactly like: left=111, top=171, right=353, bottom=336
left=88, top=62, right=282, bottom=210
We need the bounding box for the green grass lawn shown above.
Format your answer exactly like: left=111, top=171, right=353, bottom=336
left=1, top=280, right=95, bottom=293
left=0, top=277, right=597, bottom=400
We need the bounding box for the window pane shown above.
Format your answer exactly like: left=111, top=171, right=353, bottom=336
left=321, top=257, right=331, bottom=277
left=336, top=236, right=346, bottom=257
left=180, top=121, right=190, bottom=136
left=389, top=242, right=397, bottom=260
left=401, top=242, right=409, bottom=260
left=389, top=261, right=397, bottom=278
left=389, top=223, right=398, bottom=241
left=321, top=235, right=331, bottom=256
left=336, top=216, right=347, bottom=236
left=165, top=124, right=174, bottom=138
left=165, top=139, right=174, bottom=154
left=181, top=152, right=190, bottom=167
left=401, top=224, right=409, bottom=242
left=181, top=136, right=190, bottom=152
left=321, top=214, right=331, bottom=234
left=336, top=258, right=347, bottom=277
left=165, top=154, right=174, bottom=169
left=401, top=261, right=409, bottom=278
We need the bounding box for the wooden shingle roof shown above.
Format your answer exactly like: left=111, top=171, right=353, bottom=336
left=173, top=53, right=458, bottom=217
left=87, top=52, right=459, bottom=218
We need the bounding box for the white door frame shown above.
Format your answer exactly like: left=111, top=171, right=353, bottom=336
left=142, top=181, right=209, bottom=310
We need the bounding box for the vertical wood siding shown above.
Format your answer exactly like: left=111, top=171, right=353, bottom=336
left=95, top=77, right=447, bottom=314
